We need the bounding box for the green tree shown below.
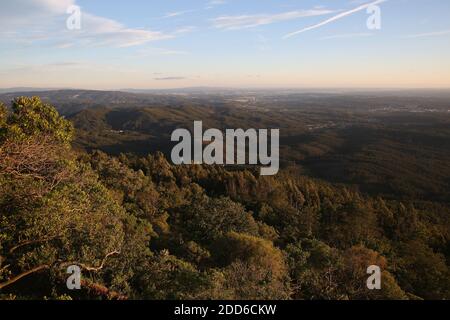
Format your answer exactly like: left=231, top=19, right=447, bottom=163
left=212, top=232, right=291, bottom=299
left=396, top=241, right=449, bottom=299
left=6, top=97, right=73, bottom=145
left=172, top=196, right=260, bottom=244
left=0, top=98, right=151, bottom=298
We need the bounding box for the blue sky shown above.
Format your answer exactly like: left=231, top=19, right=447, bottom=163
left=1, top=0, right=449, bottom=89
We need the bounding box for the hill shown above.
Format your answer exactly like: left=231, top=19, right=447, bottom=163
left=1, top=97, right=449, bottom=300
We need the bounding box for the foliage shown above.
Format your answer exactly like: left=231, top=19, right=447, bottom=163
left=0, top=97, right=449, bottom=300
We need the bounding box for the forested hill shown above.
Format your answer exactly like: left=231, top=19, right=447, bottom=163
left=0, top=90, right=216, bottom=116
left=2, top=89, right=450, bottom=116
left=67, top=104, right=450, bottom=204
left=2, top=90, right=449, bottom=203
left=0, top=97, right=449, bottom=300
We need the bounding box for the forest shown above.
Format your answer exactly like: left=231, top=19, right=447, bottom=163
left=0, top=96, right=449, bottom=300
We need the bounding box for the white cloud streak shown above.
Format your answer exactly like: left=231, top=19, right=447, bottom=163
left=404, top=29, right=450, bottom=39
left=134, top=47, right=189, bottom=57
left=206, top=0, right=227, bottom=10
left=162, top=10, right=196, bottom=19
left=0, top=0, right=179, bottom=48
left=320, top=32, right=373, bottom=40
left=212, top=9, right=334, bottom=30
left=283, top=0, right=387, bottom=39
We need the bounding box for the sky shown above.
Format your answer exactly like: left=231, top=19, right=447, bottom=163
left=0, top=0, right=449, bottom=89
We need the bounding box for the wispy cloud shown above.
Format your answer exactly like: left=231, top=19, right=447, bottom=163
left=0, top=0, right=74, bottom=25
left=173, top=26, right=197, bottom=35
left=212, top=9, right=334, bottom=30
left=80, top=13, right=173, bottom=47
left=320, top=32, right=373, bottom=40
left=0, top=61, right=91, bottom=75
left=162, top=10, right=195, bottom=19
left=283, top=0, right=387, bottom=39
left=0, top=0, right=179, bottom=48
left=404, top=29, right=450, bottom=39
left=154, top=76, right=186, bottom=81
left=163, top=11, right=185, bottom=18
left=134, top=48, right=189, bottom=57
left=206, top=0, right=227, bottom=10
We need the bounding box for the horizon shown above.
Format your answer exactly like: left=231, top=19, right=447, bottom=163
left=2, top=86, right=450, bottom=93
left=1, top=0, right=450, bottom=89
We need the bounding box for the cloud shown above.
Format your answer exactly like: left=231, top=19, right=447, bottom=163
left=404, top=29, right=450, bottom=39
left=206, top=0, right=227, bottom=9
left=0, top=0, right=176, bottom=48
left=76, top=13, right=173, bottom=47
left=211, top=9, right=334, bottom=30
left=0, top=0, right=74, bottom=24
left=162, top=10, right=195, bottom=19
left=0, top=61, right=85, bottom=75
left=134, top=48, right=189, bottom=57
left=209, top=0, right=226, bottom=5
left=283, top=0, right=387, bottom=39
left=163, top=11, right=186, bottom=18
left=320, top=32, right=373, bottom=40
left=173, top=26, right=197, bottom=35
left=154, top=77, right=186, bottom=81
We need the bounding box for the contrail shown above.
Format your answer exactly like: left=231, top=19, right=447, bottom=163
left=283, top=0, right=387, bottom=39
left=404, top=29, right=450, bottom=39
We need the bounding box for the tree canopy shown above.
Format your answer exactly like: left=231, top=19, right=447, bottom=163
left=0, top=97, right=448, bottom=300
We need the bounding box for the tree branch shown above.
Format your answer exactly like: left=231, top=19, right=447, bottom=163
left=80, top=251, right=121, bottom=272
left=9, top=236, right=60, bottom=254
left=0, top=251, right=120, bottom=290
left=0, top=265, right=49, bottom=290
left=61, top=250, right=121, bottom=272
